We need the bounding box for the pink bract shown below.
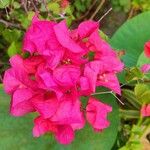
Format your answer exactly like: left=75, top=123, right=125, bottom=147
left=144, top=41, right=150, bottom=58
left=141, top=64, right=150, bottom=73
left=141, top=104, right=150, bottom=117
left=86, top=97, right=112, bottom=131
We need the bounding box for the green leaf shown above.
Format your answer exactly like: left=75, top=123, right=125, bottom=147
left=99, top=30, right=109, bottom=41
left=0, top=0, right=11, bottom=8
left=134, top=84, right=150, bottom=103
left=2, top=29, right=21, bottom=43
left=7, top=42, right=21, bottom=57
left=125, top=67, right=144, bottom=82
left=0, top=87, right=119, bottom=150
left=122, top=89, right=142, bottom=109
left=47, top=2, right=60, bottom=14
left=110, top=11, right=150, bottom=67
left=119, top=109, right=140, bottom=119
left=13, top=1, right=21, bottom=9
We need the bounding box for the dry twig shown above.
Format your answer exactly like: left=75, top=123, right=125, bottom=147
left=90, top=0, right=105, bottom=20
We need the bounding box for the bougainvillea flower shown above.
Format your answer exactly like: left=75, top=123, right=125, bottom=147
left=141, top=64, right=150, bottom=73
left=144, top=41, right=150, bottom=58
left=33, top=99, right=85, bottom=144
left=141, top=104, right=150, bottom=117
left=97, top=73, right=121, bottom=95
left=86, top=97, right=112, bottom=131
left=3, top=16, right=124, bottom=145
left=61, top=50, right=88, bottom=66
left=84, top=60, right=122, bottom=94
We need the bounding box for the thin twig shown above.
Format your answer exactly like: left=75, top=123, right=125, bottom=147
left=0, top=19, right=22, bottom=29
left=91, top=91, right=111, bottom=95
left=128, top=7, right=134, bottom=19
left=90, top=0, right=105, bottom=20
left=76, top=0, right=97, bottom=21
left=92, top=91, right=124, bottom=105
left=21, top=0, right=28, bottom=13
left=98, top=7, right=112, bottom=22
left=111, top=93, right=124, bottom=105
left=30, top=0, right=38, bottom=12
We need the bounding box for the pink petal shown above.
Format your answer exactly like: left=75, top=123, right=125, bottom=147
left=141, top=64, right=150, bottom=73
left=23, top=18, right=56, bottom=53
left=55, top=125, right=74, bottom=145
left=54, top=20, right=84, bottom=53
left=10, top=88, right=34, bottom=116
left=3, top=68, right=22, bottom=94
left=51, top=99, right=85, bottom=129
left=86, top=97, right=112, bottom=131
left=79, top=76, right=91, bottom=96
left=32, top=93, right=59, bottom=118
left=141, top=104, right=150, bottom=117
left=38, top=68, right=57, bottom=89
left=53, top=65, right=81, bottom=86
left=98, top=56, right=124, bottom=74
left=23, top=55, right=44, bottom=74
left=84, top=61, right=101, bottom=92
left=33, top=116, right=56, bottom=137
left=77, top=20, right=99, bottom=38
left=9, top=55, right=24, bottom=69
left=89, top=30, right=116, bottom=56
left=144, top=41, right=150, bottom=58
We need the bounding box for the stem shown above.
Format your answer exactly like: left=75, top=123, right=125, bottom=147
left=98, top=7, right=112, bottom=22
left=112, top=92, right=124, bottom=105
left=92, top=91, right=124, bottom=105
left=0, top=19, right=22, bottom=29
left=90, top=0, right=105, bottom=20
left=91, top=91, right=112, bottom=95
left=30, top=0, right=38, bottom=13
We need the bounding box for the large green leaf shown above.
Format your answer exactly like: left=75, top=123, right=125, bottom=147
left=0, top=88, right=119, bottom=150
left=110, top=11, right=150, bottom=67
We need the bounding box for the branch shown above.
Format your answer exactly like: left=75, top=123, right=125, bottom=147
left=98, top=7, right=112, bottom=22
left=0, top=19, right=22, bottom=29
left=90, top=0, right=105, bottom=20
left=30, top=0, right=38, bottom=13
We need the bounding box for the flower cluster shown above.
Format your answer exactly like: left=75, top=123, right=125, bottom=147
left=3, top=16, right=124, bottom=144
